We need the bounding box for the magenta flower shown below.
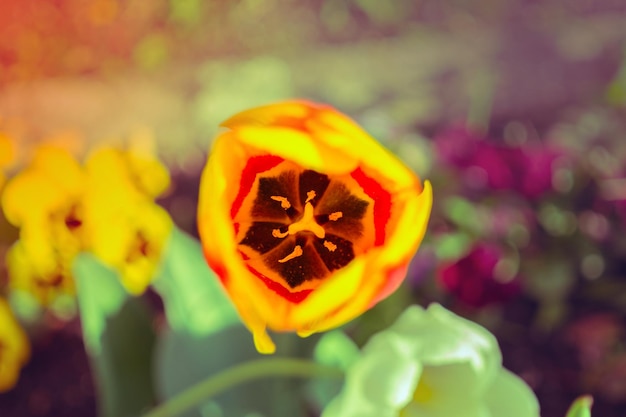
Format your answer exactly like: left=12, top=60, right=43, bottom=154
left=435, top=125, right=562, bottom=199
left=437, top=244, right=521, bottom=308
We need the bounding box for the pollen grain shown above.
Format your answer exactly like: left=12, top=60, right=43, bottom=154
left=323, top=241, right=337, bottom=252
left=328, top=211, right=343, bottom=221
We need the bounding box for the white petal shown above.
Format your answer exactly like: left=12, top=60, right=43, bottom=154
left=484, top=369, right=540, bottom=417
left=351, top=334, right=421, bottom=409
left=402, top=398, right=489, bottom=417
left=322, top=394, right=398, bottom=417
left=388, top=304, right=502, bottom=394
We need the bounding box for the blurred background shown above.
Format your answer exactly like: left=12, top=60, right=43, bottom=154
left=1, top=0, right=626, bottom=416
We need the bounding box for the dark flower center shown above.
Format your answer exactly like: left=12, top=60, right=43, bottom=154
left=236, top=168, right=370, bottom=289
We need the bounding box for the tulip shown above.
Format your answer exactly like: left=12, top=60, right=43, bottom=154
left=198, top=101, right=432, bottom=353
left=321, top=304, right=540, bottom=417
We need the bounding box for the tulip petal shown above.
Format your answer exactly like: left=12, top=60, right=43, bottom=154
left=320, top=304, right=539, bottom=417
left=324, top=334, right=420, bottom=417
left=400, top=363, right=490, bottom=417
left=234, top=126, right=359, bottom=174
left=388, top=304, right=502, bottom=395
left=221, top=101, right=311, bottom=129
left=484, top=369, right=540, bottom=417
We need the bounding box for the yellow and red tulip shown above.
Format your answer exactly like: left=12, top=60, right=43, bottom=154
left=198, top=101, right=433, bottom=353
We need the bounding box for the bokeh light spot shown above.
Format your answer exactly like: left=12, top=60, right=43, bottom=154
left=581, top=254, right=604, bottom=280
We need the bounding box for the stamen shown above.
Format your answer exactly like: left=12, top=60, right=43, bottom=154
left=305, top=190, right=316, bottom=203
left=270, top=195, right=291, bottom=209
left=272, top=229, right=289, bottom=238
left=278, top=245, right=303, bottom=263
left=287, top=202, right=325, bottom=239
left=328, top=211, right=343, bottom=221
left=323, top=241, right=337, bottom=252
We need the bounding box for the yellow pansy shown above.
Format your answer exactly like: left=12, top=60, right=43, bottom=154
left=6, top=241, right=76, bottom=305
left=0, top=298, right=30, bottom=393
left=2, top=146, right=85, bottom=304
left=83, top=145, right=172, bottom=294
left=2, top=139, right=172, bottom=302
left=198, top=101, right=433, bottom=353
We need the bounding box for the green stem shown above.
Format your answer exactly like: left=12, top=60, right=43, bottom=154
left=141, top=358, right=344, bottom=417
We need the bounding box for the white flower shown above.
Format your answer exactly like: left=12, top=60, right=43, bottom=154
left=321, top=304, right=540, bottom=417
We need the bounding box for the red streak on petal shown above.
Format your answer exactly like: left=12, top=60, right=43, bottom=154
left=351, top=167, right=392, bottom=246
left=204, top=249, right=229, bottom=285
left=370, top=264, right=408, bottom=306
left=231, top=155, right=284, bottom=219
left=275, top=115, right=310, bottom=132
left=246, top=266, right=313, bottom=304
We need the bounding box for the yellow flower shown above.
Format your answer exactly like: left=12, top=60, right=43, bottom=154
left=6, top=241, right=76, bottom=305
left=198, top=101, right=433, bottom=353
left=0, top=298, right=30, bottom=393
left=2, top=146, right=85, bottom=304
left=2, top=138, right=173, bottom=302
left=83, top=144, right=173, bottom=294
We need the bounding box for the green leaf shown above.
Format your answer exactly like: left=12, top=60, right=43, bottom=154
left=314, top=331, right=360, bottom=371
left=152, top=227, right=240, bottom=337
left=433, top=232, right=473, bottom=261
left=308, top=331, right=360, bottom=411
left=155, top=326, right=319, bottom=417
left=74, top=253, right=157, bottom=417
left=152, top=228, right=319, bottom=416
left=565, top=396, right=593, bottom=417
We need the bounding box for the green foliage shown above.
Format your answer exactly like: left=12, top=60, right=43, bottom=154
left=193, top=57, right=294, bottom=135
left=152, top=227, right=240, bottom=337
left=169, top=0, right=203, bottom=27
left=433, top=232, right=473, bottom=261
left=152, top=227, right=317, bottom=417
left=565, top=396, right=593, bottom=417
left=134, top=35, right=170, bottom=70
left=74, top=254, right=157, bottom=417
left=309, top=331, right=360, bottom=411
left=155, top=328, right=319, bottom=417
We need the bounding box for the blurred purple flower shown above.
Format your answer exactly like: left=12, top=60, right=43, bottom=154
left=617, top=200, right=626, bottom=223
left=519, top=147, right=561, bottom=198
left=435, top=125, right=562, bottom=199
left=434, top=123, right=483, bottom=167
left=437, top=243, right=521, bottom=308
